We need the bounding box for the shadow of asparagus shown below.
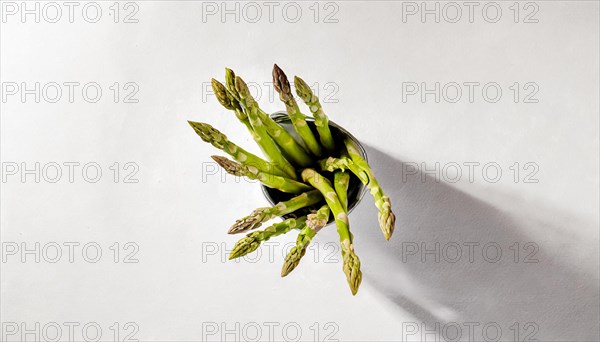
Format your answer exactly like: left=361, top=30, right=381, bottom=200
left=343, top=144, right=599, bottom=341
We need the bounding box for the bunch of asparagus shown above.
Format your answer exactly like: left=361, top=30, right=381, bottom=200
left=188, top=65, right=395, bottom=295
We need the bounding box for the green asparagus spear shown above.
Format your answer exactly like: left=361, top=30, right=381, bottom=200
left=228, top=190, right=323, bottom=234
left=212, top=156, right=311, bottom=194
left=294, top=76, right=335, bottom=151
left=234, top=76, right=297, bottom=178
left=281, top=205, right=330, bottom=276
left=273, top=64, right=323, bottom=157
left=334, top=171, right=351, bottom=212
left=211, top=78, right=250, bottom=130
left=188, top=121, right=287, bottom=178
left=345, top=139, right=396, bottom=241
left=230, top=216, right=308, bottom=259
left=301, top=169, right=362, bottom=295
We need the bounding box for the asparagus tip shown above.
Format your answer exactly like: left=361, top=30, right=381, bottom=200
left=343, top=244, right=362, bottom=296
left=234, top=76, right=248, bottom=98
left=187, top=120, right=202, bottom=131
left=383, top=211, right=396, bottom=240
left=228, top=208, right=270, bottom=234
left=281, top=245, right=307, bottom=277
left=227, top=222, right=248, bottom=234
left=225, top=68, right=236, bottom=92
left=280, top=258, right=296, bottom=277
left=272, top=64, right=290, bottom=96
left=211, top=155, right=244, bottom=177
left=380, top=196, right=396, bottom=240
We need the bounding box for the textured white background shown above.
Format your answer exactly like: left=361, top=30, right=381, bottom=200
left=1, top=1, right=599, bottom=341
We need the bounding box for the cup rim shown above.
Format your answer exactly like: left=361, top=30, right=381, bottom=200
left=260, top=111, right=369, bottom=221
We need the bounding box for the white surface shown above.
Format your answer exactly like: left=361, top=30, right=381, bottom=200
left=1, top=1, right=598, bottom=341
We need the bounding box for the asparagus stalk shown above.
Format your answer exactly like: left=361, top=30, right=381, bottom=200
left=281, top=205, right=330, bottom=276
left=230, top=216, right=308, bottom=259
left=228, top=189, right=323, bottom=234
left=301, top=169, right=362, bottom=295
left=345, top=139, right=396, bottom=241
left=319, top=156, right=368, bottom=183
left=188, top=121, right=287, bottom=178
left=273, top=64, right=323, bottom=157
left=211, top=78, right=251, bottom=131
left=294, top=76, right=335, bottom=151
left=234, top=76, right=297, bottom=179
left=334, top=171, right=351, bottom=212
left=212, top=156, right=311, bottom=194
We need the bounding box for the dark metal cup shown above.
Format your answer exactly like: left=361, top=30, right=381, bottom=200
left=261, top=112, right=369, bottom=224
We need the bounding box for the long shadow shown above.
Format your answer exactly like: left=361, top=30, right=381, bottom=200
left=348, top=145, right=599, bottom=342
